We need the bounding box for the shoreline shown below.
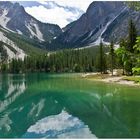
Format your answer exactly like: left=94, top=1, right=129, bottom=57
left=81, top=73, right=140, bottom=86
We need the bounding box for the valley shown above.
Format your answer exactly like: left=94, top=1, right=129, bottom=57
left=0, top=1, right=140, bottom=80
left=0, top=1, right=140, bottom=138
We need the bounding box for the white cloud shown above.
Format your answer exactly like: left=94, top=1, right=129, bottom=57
left=25, top=5, right=79, bottom=28
left=38, top=0, right=93, bottom=11
left=25, top=0, right=93, bottom=28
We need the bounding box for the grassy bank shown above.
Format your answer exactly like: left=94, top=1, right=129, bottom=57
left=123, top=76, right=140, bottom=84
left=82, top=73, right=140, bottom=86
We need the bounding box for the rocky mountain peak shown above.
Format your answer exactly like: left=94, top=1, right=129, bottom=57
left=50, top=1, right=140, bottom=50
left=0, top=1, right=62, bottom=42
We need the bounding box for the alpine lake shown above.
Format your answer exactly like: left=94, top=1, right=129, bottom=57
left=0, top=73, right=140, bottom=138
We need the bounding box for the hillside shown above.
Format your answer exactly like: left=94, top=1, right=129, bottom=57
left=48, top=1, right=140, bottom=50
left=0, top=1, right=62, bottom=42
left=0, top=26, right=47, bottom=60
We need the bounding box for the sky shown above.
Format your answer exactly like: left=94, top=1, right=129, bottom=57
left=23, top=0, right=94, bottom=28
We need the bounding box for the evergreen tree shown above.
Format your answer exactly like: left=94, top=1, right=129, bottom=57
left=109, top=41, right=115, bottom=76
left=0, top=41, right=8, bottom=63
left=125, top=19, right=137, bottom=75
left=95, top=42, right=107, bottom=74
left=127, top=19, right=137, bottom=53
left=100, top=41, right=103, bottom=74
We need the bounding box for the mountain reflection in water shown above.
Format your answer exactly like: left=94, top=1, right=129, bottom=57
left=0, top=73, right=140, bottom=138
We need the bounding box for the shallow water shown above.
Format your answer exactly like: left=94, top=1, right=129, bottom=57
left=0, top=73, right=140, bottom=138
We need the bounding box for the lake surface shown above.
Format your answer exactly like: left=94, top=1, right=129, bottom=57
left=0, top=73, right=140, bottom=138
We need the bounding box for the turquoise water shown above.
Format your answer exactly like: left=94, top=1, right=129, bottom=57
left=0, top=73, right=140, bottom=138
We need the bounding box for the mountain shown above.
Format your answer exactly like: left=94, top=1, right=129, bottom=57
left=0, top=1, right=62, bottom=42
left=1, top=1, right=140, bottom=53
left=49, top=1, right=140, bottom=50
left=0, top=25, right=48, bottom=60
left=61, top=1, right=125, bottom=45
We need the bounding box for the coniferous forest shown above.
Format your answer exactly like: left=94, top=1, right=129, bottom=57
left=0, top=19, right=140, bottom=76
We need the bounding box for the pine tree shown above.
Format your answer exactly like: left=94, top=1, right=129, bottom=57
left=100, top=42, right=103, bottom=74
left=0, top=41, right=8, bottom=63
left=127, top=19, right=137, bottom=53
left=95, top=42, right=107, bottom=74
left=109, top=41, right=115, bottom=76
left=125, top=19, right=137, bottom=75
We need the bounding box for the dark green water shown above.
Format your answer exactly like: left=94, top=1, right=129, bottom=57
left=0, top=73, right=140, bottom=138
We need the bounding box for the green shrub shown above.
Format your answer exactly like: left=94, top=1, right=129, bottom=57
left=132, top=67, right=140, bottom=75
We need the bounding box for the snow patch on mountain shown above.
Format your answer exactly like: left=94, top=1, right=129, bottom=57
left=81, top=30, right=94, bottom=43
left=91, top=7, right=127, bottom=47
left=0, top=9, right=10, bottom=29
left=26, top=20, right=44, bottom=41
left=0, top=2, right=62, bottom=42
left=33, top=23, right=44, bottom=41
left=0, top=30, right=26, bottom=60
left=16, top=29, right=23, bottom=35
